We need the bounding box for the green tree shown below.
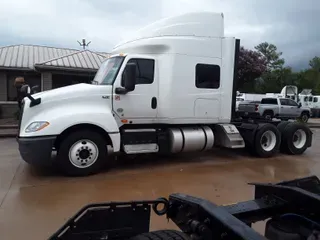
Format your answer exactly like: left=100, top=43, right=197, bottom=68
left=294, top=56, right=320, bottom=94
left=309, top=56, right=320, bottom=71
left=255, top=42, right=285, bottom=71
left=256, top=67, right=294, bottom=93
left=237, top=46, right=267, bottom=92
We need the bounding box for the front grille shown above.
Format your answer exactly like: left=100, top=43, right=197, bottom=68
left=18, top=101, right=25, bottom=134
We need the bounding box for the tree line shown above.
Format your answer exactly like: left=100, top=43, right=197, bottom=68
left=237, top=42, right=320, bottom=95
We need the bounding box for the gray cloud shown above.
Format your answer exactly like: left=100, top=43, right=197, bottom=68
left=0, top=0, right=319, bottom=70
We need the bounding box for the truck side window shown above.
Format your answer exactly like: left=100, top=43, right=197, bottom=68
left=288, top=99, right=298, bottom=107
left=314, top=97, right=318, bottom=103
left=195, top=64, right=220, bottom=89
left=125, top=59, right=155, bottom=85
left=280, top=99, right=289, bottom=105
left=261, top=98, right=277, bottom=105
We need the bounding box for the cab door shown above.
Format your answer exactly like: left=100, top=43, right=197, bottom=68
left=287, top=99, right=300, bottom=117
left=112, top=57, right=158, bottom=122
left=279, top=99, right=292, bottom=117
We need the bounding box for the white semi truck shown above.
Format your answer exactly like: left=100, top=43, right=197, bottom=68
left=17, top=12, right=313, bottom=176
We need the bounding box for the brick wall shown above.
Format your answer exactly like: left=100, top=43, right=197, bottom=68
left=0, top=72, right=7, bottom=101
left=42, top=72, right=52, bottom=91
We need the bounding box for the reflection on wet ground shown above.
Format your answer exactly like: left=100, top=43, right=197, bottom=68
left=0, top=130, right=319, bottom=239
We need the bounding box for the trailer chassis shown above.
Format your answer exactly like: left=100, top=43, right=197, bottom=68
left=49, top=176, right=320, bottom=240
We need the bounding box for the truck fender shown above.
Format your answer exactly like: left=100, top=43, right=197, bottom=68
left=20, top=107, right=121, bottom=152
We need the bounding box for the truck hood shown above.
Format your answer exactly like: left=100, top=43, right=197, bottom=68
left=32, top=83, right=111, bottom=103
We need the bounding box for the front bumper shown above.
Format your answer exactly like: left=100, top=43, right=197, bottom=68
left=17, top=136, right=56, bottom=166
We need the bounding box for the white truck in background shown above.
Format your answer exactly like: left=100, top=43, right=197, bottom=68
left=17, top=12, right=313, bottom=176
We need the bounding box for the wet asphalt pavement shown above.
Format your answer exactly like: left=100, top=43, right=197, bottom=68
left=0, top=130, right=320, bottom=239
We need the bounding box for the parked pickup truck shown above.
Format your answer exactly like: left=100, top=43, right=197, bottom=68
left=238, top=97, right=311, bottom=122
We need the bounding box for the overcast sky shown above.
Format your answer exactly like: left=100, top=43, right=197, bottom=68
left=0, top=0, right=319, bottom=70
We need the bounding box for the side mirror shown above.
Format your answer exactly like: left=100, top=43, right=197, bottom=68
left=123, top=63, right=136, bottom=91
left=20, top=84, right=41, bottom=107
left=20, top=84, right=30, bottom=97
left=31, top=85, right=40, bottom=94
left=298, top=103, right=302, bottom=108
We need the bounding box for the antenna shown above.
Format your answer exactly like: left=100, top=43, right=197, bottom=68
left=77, top=39, right=91, bottom=50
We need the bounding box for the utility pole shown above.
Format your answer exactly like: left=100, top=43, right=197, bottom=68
left=77, top=39, right=91, bottom=50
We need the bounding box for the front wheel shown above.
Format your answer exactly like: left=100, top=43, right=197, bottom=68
left=254, top=124, right=281, bottom=158
left=56, top=130, right=108, bottom=176
left=299, top=112, right=309, bottom=123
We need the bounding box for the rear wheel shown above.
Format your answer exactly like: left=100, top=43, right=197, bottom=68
left=281, top=123, right=311, bottom=155
left=56, top=130, right=108, bottom=176
left=131, top=230, right=190, bottom=240
left=263, top=111, right=274, bottom=120
left=254, top=124, right=280, bottom=158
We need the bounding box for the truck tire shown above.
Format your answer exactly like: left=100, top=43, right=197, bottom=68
left=281, top=123, right=311, bottom=155
left=265, top=219, right=301, bottom=240
left=56, top=130, right=108, bottom=176
left=277, top=121, right=290, bottom=133
left=263, top=110, right=274, bottom=120
left=276, top=121, right=290, bottom=153
left=254, top=124, right=280, bottom=158
left=299, top=111, right=309, bottom=123
left=131, top=230, right=190, bottom=240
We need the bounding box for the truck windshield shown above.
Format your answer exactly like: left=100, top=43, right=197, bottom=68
left=92, top=56, right=124, bottom=85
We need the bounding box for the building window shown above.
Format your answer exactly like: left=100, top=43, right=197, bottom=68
left=7, top=73, right=41, bottom=101
left=122, top=59, right=155, bottom=86
left=195, top=64, right=220, bottom=89
left=52, top=74, right=95, bottom=89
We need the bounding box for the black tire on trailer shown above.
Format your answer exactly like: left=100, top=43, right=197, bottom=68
left=263, top=110, right=274, bottom=120
left=299, top=111, right=309, bottom=123
left=56, top=130, right=108, bottom=176
left=281, top=122, right=312, bottom=155
left=254, top=124, right=281, bottom=158
left=131, top=230, right=190, bottom=240
left=265, top=219, right=301, bottom=240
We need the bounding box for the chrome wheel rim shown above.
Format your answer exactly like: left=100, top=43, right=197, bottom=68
left=260, top=130, right=277, bottom=152
left=292, top=129, right=307, bottom=149
left=68, top=139, right=99, bottom=168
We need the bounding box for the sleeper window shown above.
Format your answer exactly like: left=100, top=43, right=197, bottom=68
left=195, top=64, right=220, bottom=89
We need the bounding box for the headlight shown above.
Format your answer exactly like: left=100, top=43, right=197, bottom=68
left=25, top=121, right=50, bottom=133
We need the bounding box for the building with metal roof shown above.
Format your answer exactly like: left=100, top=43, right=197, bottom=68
left=0, top=44, right=109, bottom=119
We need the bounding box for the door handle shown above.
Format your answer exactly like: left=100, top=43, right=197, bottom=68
left=151, top=97, right=157, bottom=109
